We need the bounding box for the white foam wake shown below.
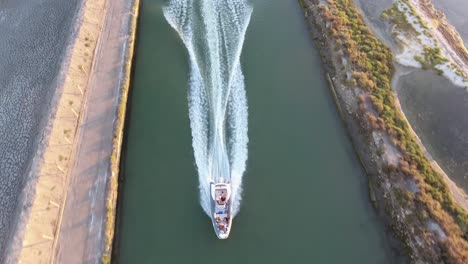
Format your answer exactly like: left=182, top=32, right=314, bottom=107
left=163, top=0, right=252, bottom=216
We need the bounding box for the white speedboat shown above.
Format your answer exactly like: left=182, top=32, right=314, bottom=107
left=210, top=182, right=233, bottom=239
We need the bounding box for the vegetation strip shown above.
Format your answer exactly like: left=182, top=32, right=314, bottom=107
left=299, top=0, right=467, bottom=262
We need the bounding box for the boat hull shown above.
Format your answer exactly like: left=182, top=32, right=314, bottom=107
left=210, top=182, right=233, bottom=239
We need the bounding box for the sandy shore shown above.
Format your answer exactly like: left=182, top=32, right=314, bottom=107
left=355, top=0, right=468, bottom=210
left=2, top=0, right=140, bottom=263
left=360, top=0, right=468, bottom=210
left=392, top=85, right=468, bottom=211
left=390, top=0, right=468, bottom=209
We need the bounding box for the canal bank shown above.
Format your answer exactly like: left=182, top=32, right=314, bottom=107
left=299, top=0, right=467, bottom=262
left=114, top=0, right=397, bottom=263
left=353, top=0, right=468, bottom=194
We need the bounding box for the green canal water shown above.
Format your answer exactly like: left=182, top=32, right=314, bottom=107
left=116, top=0, right=397, bottom=263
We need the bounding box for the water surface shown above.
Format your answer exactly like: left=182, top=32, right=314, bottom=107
left=163, top=0, right=251, bottom=215
left=116, top=0, right=397, bottom=263
left=397, top=70, right=468, bottom=191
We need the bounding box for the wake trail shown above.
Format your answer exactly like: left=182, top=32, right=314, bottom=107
left=163, top=0, right=251, bottom=216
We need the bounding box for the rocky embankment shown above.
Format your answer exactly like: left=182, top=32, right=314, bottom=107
left=299, top=0, right=467, bottom=263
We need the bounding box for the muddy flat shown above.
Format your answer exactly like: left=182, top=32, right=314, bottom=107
left=0, top=0, right=80, bottom=260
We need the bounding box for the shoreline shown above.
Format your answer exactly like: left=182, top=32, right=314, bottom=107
left=353, top=0, right=468, bottom=203
left=299, top=0, right=467, bottom=262
left=102, top=0, right=140, bottom=262
left=391, top=70, right=468, bottom=210
left=4, top=0, right=141, bottom=263
left=108, top=0, right=143, bottom=260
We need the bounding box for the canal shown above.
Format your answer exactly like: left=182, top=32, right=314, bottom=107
left=115, top=0, right=397, bottom=263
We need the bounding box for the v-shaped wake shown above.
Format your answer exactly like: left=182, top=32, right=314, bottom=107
left=163, top=0, right=251, bottom=221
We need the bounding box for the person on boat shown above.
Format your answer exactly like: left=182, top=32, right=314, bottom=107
left=216, top=193, right=227, bottom=205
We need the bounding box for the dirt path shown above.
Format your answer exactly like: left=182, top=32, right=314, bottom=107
left=53, top=0, right=137, bottom=263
